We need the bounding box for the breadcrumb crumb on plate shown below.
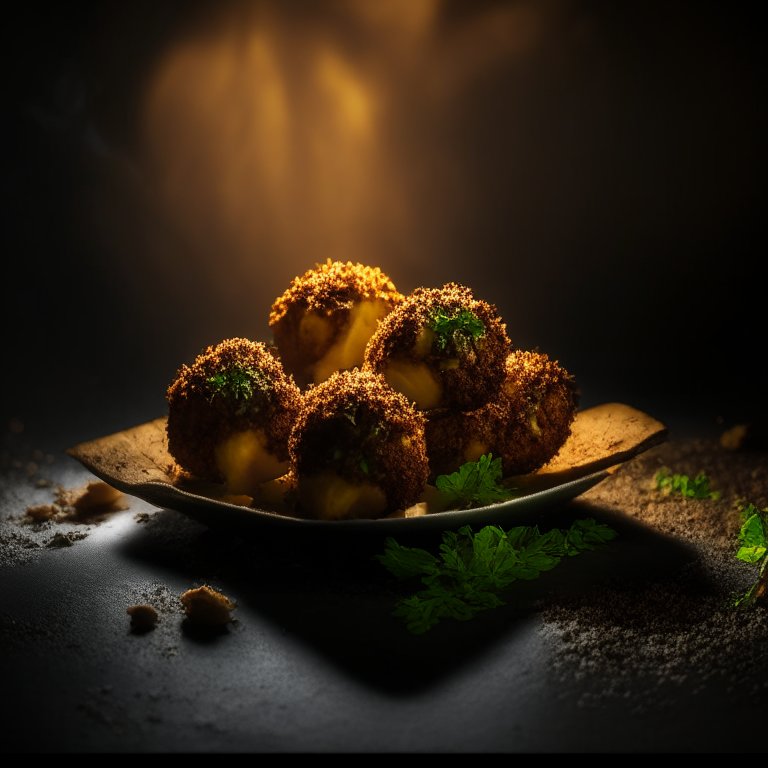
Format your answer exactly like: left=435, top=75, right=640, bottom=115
left=64, top=404, right=668, bottom=533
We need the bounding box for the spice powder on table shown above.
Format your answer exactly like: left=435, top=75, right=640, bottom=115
left=537, top=437, right=768, bottom=711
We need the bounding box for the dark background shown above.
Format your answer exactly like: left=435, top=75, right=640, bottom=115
left=1, top=2, right=766, bottom=754
left=3, top=0, right=764, bottom=448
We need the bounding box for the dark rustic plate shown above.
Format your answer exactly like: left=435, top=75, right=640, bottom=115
left=66, top=403, right=667, bottom=533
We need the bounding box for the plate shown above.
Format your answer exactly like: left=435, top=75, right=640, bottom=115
left=65, top=403, right=667, bottom=533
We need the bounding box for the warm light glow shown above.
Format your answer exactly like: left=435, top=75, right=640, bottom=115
left=316, top=48, right=374, bottom=140
left=141, top=0, right=548, bottom=333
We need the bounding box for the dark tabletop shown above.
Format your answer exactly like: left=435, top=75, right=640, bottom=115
left=2, top=395, right=766, bottom=752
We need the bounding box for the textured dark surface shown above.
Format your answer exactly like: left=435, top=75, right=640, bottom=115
left=2, top=412, right=766, bottom=752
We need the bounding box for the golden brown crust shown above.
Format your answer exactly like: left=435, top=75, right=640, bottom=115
left=424, top=350, right=579, bottom=479
left=363, top=283, right=512, bottom=411
left=289, top=369, right=428, bottom=515
left=166, top=338, right=302, bottom=482
left=269, top=261, right=403, bottom=388
left=269, top=260, right=403, bottom=324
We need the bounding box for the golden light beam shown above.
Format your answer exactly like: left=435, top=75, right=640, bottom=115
left=141, top=0, right=551, bottom=334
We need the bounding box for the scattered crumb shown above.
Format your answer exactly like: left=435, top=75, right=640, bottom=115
left=180, top=585, right=236, bottom=626
left=26, top=462, right=38, bottom=477
left=54, top=481, right=130, bottom=523
left=721, top=424, right=750, bottom=451
left=32, top=449, right=44, bottom=461
left=3, top=473, right=132, bottom=565
left=583, top=440, right=767, bottom=542
left=25, top=504, right=60, bottom=522
left=720, top=421, right=768, bottom=452
left=47, top=531, right=88, bottom=548
left=126, top=584, right=184, bottom=635
left=22, top=481, right=129, bottom=525
left=134, top=512, right=151, bottom=524
left=57, top=481, right=127, bottom=513
left=127, top=605, right=159, bottom=632
left=539, top=438, right=768, bottom=710
left=0, top=532, right=41, bottom=553
left=541, top=554, right=768, bottom=711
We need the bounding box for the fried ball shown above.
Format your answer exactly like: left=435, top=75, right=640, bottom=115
left=289, top=369, right=428, bottom=520
left=167, top=338, right=302, bottom=495
left=424, top=350, right=578, bottom=479
left=269, top=260, right=403, bottom=389
left=363, top=283, right=511, bottom=412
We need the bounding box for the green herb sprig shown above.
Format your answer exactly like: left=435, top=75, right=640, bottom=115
left=377, top=519, right=618, bottom=634
left=207, top=365, right=269, bottom=403
left=427, top=307, right=485, bottom=351
left=436, top=454, right=516, bottom=510
left=655, top=468, right=720, bottom=499
left=733, top=503, right=768, bottom=608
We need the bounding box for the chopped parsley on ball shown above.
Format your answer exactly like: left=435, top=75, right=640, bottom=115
left=364, top=283, right=511, bottom=412
left=166, top=338, right=301, bottom=495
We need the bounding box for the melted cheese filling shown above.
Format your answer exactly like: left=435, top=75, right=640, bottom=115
left=297, top=472, right=388, bottom=520
left=299, top=311, right=334, bottom=350
left=214, top=429, right=289, bottom=495
left=463, top=440, right=489, bottom=464
left=383, top=359, right=443, bottom=410
left=312, top=299, right=391, bottom=385
left=413, top=326, right=436, bottom=356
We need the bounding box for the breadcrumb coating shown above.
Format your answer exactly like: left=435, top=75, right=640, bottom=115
left=364, top=283, right=511, bottom=411
left=425, top=350, right=578, bottom=479
left=269, top=261, right=404, bottom=388
left=289, top=369, right=428, bottom=516
left=270, top=260, right=402, bottom=323
left=166, top=338, right=301, bottom=482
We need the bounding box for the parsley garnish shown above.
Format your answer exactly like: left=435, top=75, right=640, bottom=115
left=207, top=365, right=269, bottom=403
left=655, top=468, right=720, bottom=499
left=436, top=454, right=517, bottom=510
left=733, top=503, right=768, bottom=608
left=377, top=519, right=618, bottom=633
left=427, top=306, right=485, bottom=351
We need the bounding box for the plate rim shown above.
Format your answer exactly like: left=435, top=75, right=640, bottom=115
left=89, top=466, right=613, bottom=531
left=65, top=401, right=668, bottom=532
